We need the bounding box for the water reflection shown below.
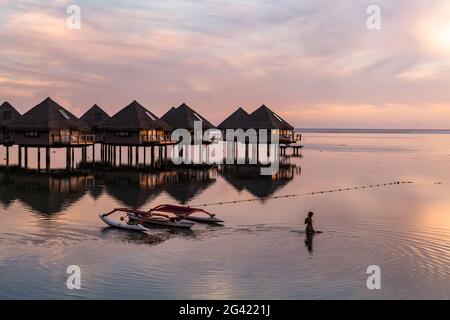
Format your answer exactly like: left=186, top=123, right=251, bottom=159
left=305, top=232, right=314, bottom=253
left=219, top=159, right=300, bottom=199
left=0, top=172, right=89, bottom=215
left=99, top=226, right=170, bottom=246
left=0, top=161, right=299, bottom=214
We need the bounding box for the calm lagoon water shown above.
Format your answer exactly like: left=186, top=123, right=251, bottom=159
left=0, top=133, right=449, bottom=299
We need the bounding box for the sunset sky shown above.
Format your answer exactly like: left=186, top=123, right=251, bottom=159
left=1, top=0, right=450, bottom=128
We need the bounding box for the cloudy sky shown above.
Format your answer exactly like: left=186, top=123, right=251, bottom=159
left=1, top=0, right=450, bottom=128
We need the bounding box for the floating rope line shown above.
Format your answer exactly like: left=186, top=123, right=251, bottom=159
left=189, top=181, right=414, bottom=208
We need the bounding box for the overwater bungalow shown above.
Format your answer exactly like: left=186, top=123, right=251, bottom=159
left=161, top=103, right=216, bottom=142
left=7, top=97, right=94, bottom=171
left=97, top=100, right=173, bottom=166
left=249, top=105, right=300, bottom=144
left=9, top=97, right=93, bottom=147
left=218, top=105, right=300, bottom=144
left=0, top=101, right=21, bottom=146
left=80, top=104, right=110, bottom=142
left=99, top=100, right=172, bottom=146
left=0, top=102, right=21, bottom=169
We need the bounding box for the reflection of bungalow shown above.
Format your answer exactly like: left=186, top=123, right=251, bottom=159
left=218, top=105, right=300, bottom=145
left=99, top=100, right=172, bottom=146
left=220, top=164, right=296, bottom=199
left=0, top=173, right=16, bottom=208
left=0, top=101, right=21, bottom=146
left=80, top=104, right=110, bottom=142
left=163, top=168, right=217, bottom=204
left=102, top=171, right=171, bottom=208
left=8, top=98, right=94, bottom=171
left=98, top=168, right=216, bottom=206
left=0, top=172, right=88, bottom=215
left=161, top=103, right=216, bottom=142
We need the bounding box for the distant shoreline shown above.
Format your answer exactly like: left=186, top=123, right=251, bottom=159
left=297, top=128, right=450, bottom=134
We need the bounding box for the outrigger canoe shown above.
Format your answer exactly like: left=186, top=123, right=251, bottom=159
left=99, top=205, right=224, bottom=230
left=149, top=204, right=224, bottom=224
left=100, top=207, right=196, bottom=229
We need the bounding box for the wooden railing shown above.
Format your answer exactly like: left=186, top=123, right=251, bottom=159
left=279, top=133, right=302, bottom=143
left=52, top=135, right=95, bottom=145
left=141, top=135, right=174, bottom=144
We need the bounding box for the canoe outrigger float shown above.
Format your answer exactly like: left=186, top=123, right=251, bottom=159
left=99, top=204, right=224, bottom=231
left=149, top=204, right=224, bottom=224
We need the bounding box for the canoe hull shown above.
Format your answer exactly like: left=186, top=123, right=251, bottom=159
left=130, top=215, right=194, bottom=229
left=99, top=214, right=149, bottom=232
left=183, top=216, right=224, bottom=224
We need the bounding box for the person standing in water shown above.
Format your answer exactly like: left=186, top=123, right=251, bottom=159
left=305, top=211, right=315, bottom=235
left=304, top=211, right=316, bottom=252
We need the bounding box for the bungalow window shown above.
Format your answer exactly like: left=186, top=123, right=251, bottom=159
left=145, top=111, right=156, bottom=121
left=25, top=131, right=39, bottom=137
left=2, top=110, right=11, bottom=120
left=273, top=113, right=284, bottom=123
left=58, top=109, right=71, bottom=120
left=116, top=131, right=129, bottom=137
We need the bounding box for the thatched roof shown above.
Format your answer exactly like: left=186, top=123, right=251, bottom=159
left=248, top=105, right=294, bottom=130
left=8, top=97, right=89, bottom=131
left=0, top=101, right=21, bottom=128
left=217, top=105, right=294, bottom=130
left=161, top=103, right=215, bottom=130
left=217, top=107, right=251, bottom=130
left=80, top=104, right=110, bottom=129
left=246, top=105, right=294, bottom=130
left=99, top=100, right=170, bottom=131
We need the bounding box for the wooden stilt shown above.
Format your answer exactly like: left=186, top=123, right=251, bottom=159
left=245, top=142, right=249, bottom=164
left=18, top=146, right=22, bottom=168
left=135, top=146, right=139, bottom=166
left=92, top=144, right=95, bottom=166
left=256, top=138, right=260, bottom=164
left=37, top=148, right=41, bottom=172
left=151, top=146, right=155, bottom=167
left=6, top=146, right=9, bottom=170
left=46, top=147, right=50, bottom=173
left=24, top=147, right=28, bottom=169
left=66, top=147, right=71, bottom=171
left=71, top=147, right=75, bottom=169
left=119, top=146, right=122, bottom=166
left=143, top=147, right=147, bottom=166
